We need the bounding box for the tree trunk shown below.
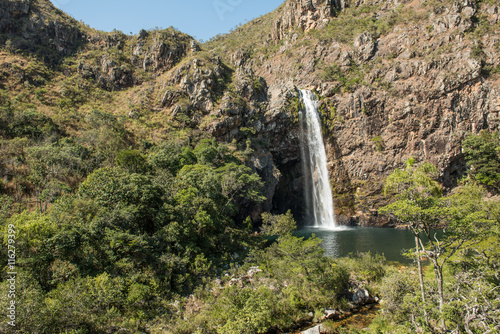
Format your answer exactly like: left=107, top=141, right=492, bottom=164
left=415, top=235, right=426, bottom=304
left=414, top=234, right=431, bottom=328
left=437, top=267, right=446, bottom=332
left=431, top=258, right=446, bottom=332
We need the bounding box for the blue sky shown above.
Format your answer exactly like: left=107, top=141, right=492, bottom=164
left=50, top=0, right=284, bottom=42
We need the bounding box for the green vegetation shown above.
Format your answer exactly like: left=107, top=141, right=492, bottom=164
left=379, top=159, right=500, bottom=333
left=319, top=62, right=365, bottom=93
left=260, top=209, right=297, bottom=236
left=2, top=147, right=497, bottom=333
left=462, top=130, right=500, bottom=191
left=204, top=8, right=280, bottom=64
left=309, top=5, right=393, bottom=44
left=483, top=64, right=500, bottom=77
left=284, top=94, right=303, bottom=123
left=0, top=137, right=267, bottom=333
left=370, top=136, right=384, bottom=152
left=319, top=100, right=344, bottom=134
left=158, top=230, right=383, bottom=334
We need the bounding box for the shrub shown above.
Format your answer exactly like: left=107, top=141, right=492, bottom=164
left=8, top=110, right=59, bottom=140
left=370, top=136, right=384, bottom=152
left=40, top=274, right=126, bottom=332
left=115, top=149, right=148, bottom=174
left=462, top=130, right=500, bottom=191
left=148, top=141, right=196, bottom=175
left=208, top=285, right=277, bottom=334
left=260, top=210, right=297, bottom=236
left=379, top=268, right=418, bottom=312
left=343, top=252, right=387, bottom=282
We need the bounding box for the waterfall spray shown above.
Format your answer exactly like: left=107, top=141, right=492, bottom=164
left=299, top=89, right=337, bottom=229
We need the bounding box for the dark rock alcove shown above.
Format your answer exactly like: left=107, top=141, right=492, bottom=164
left=272, top=159, right=307, bottom=225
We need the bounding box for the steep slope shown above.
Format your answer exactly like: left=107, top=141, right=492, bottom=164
left=1, top=2, right=500, bottom=333
left=205, top=0, right=500, bottom=225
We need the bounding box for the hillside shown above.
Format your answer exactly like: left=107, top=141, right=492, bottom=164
left=206, top=0, right=500, bottom=224
left=1, top=0, right=499, bottom=224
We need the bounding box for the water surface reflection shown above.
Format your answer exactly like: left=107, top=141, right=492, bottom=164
left=296, top=227, right=416, bottom=263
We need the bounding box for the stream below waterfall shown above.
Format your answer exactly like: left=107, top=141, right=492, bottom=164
left=297, top=89, right=416, bottom=263
left=296, top=227, right=416, bottom=263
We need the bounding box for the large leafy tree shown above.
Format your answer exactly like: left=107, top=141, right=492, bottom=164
left=440, top=184, right=500, bottom=333
left=380, top=159, right=441, bottom=328
left=380, top=160, right=498, bottom=332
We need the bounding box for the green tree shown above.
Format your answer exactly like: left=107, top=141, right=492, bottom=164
left=436, top=183, right=500, bottom=333
left=116, top=149, right=148, bottom=174
left=253, top=233, right=349, bottom=314
left=7, top=109, right=59, bottom=140
left=80, top=110, right=129, bottom=166
left=40, top=274, right=126, bottom=332
left=462, top=130, right=500, bottom=191
left=78, top=167, right=128, bottom=207
left=260, top=210, right=297, bottom=236
left=148, top=141, right=196, bottom=175
left=25, top=140, right=92, bottom=211
left=0, top=272, right=45, bottom=333
left=380, top=159, right=441, bottom=328
left=4, top=211, right=56, bottom=288
left=217, top=162, right=265, bottom=212
left=381, top=160, right=499, bottom=332
left=193, top=138, right=220, bottom=165
left=0, top=137, right=29, bottom=202
left=208, top=285, right=277, bottom=334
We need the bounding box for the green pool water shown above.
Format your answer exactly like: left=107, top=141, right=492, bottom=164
left=296, top=227, right=417, bottom=263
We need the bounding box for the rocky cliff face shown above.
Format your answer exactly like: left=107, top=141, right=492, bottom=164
left=1, top=0, right=499, bottom=226
left=0, top=0, right=195, bottom=89
left=208, top=0, right=500, bottom=225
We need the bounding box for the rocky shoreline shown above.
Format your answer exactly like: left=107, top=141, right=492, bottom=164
left=299, top=288, right=380, bottom=334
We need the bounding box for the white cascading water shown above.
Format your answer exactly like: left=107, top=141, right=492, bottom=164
left=299, top=89, right=337, bottom=229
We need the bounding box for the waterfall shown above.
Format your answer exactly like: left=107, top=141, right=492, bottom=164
left=299, top=89, right=337, bottom=229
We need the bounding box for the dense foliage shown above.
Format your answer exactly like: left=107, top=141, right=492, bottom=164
left=1, top=70, right=500, bottom=332
left=0, top=131, right=267, bottom=332
left=161, top=230, right=353, bottom=334
left=378, top=159, right=500, bottom=333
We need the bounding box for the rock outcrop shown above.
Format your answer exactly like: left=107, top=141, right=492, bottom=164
left=146, top=0, right=499, bottom=224
left=130, top=30, right=192, bottom=73
left=273, top=0, right=345, bottom=40
left=76, top=29, right=194, bottom=91
left=0, top=0, right=84, bottom=63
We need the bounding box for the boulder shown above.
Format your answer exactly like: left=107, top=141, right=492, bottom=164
left=352, top=288, right=375, bottom=306
left=324, top=308, right=338, bottom=320
left=300, top=324, right=322, bottom=334
left=354, top=32, right=376, bottom=61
